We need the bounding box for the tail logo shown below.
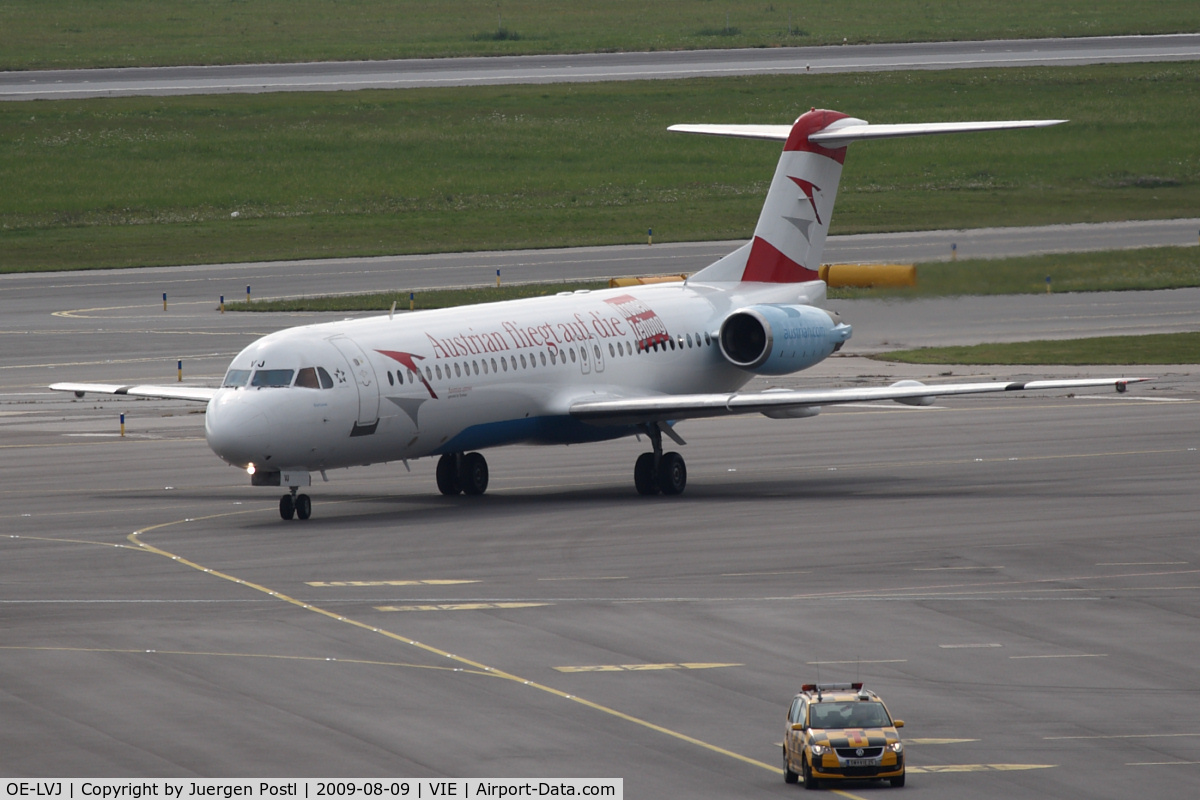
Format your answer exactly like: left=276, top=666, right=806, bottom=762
left=790, top=177, right=823, bottom=225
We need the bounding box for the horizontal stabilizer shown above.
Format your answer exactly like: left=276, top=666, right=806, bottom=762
left=669, top=119, right=1066, bottom=147
left=50, top=382, right=217, bottom=403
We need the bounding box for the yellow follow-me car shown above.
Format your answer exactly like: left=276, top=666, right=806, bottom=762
left=783, top=682, right=906, bottom=789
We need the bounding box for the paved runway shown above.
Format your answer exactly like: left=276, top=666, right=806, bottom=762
left=4, top=35, right=1199, bottom=101
left=2, top=235, right=1199, bottom=791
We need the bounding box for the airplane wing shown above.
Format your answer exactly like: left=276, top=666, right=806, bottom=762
left=570, top=377, right=1147, bottom=426
left=50, top=382, right=217, bottom=403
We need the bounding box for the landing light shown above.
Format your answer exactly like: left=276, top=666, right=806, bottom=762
left=246, top=464, right=256, bottom=476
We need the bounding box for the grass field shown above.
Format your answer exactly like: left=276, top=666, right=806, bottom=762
left=829, top=246, right=1200, bottom=299
left=875, top=333, right=1200, bottom=365
left=2, top=1, right=1197, bottom=70
left=3, top=63, right=1198, bottom=273
left=227, top=246, right=1200, bottom=313
left=232, top=281, right=613, bottom=313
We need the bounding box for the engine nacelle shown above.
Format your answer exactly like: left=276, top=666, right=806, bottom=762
left=718, top=304, right=852, bottom=375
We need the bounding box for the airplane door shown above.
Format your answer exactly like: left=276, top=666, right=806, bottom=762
left=328, top=336, right=380, bottom=430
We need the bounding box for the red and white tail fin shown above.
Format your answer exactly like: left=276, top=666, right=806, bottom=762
left=676, top=110, right=1065, bottom=284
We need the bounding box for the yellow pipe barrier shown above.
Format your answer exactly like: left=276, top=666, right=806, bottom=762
left=608, top=274, right=689, bottom=288
left=819, top=263, right=916, bottom=288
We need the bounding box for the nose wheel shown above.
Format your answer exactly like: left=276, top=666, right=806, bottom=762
left=279, top=488, right=312, bottom=520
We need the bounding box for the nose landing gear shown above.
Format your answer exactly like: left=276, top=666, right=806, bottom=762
left=279, top=487, right=312, bottom=520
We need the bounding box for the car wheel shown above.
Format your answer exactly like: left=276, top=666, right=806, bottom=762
left=783, top=747, right=798, bottom=784
left=803, top=756, right=819, bottom=790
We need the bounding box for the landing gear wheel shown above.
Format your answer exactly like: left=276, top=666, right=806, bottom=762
left=656, top=451, right=687, bottom=495
left=803, top=758, right=819, bottom=790
left=889, top=773, right=905, bottom=788
left=634, top=452, right=659, bottom=495
left=783, top=749, right=799, bottom=784
left=279, top=494, right=295, bottom=521
left=436, top=453, right=462, bottom=495
left=459, top=452, right=489, bottom=496
left=295, top=493, right=312, bottom=520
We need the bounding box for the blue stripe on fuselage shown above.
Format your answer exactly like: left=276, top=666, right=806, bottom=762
left=433, top=415, right=639, bottom=455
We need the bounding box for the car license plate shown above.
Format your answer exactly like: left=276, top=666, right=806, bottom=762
left=845, top=758, right=879, bottom=767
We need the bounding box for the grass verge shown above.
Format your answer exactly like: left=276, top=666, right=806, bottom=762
left=873, top=333, right=1200, bottom=365
left=3, top=1, right=1197, bottom=69
left=4, top=64, right=1200, bottom=273
left=232, top=282, right=612, bottom=313
left=828, top=245, right=1200, bottom=299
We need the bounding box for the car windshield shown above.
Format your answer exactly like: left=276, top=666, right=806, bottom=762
left=810, top=701, right=891, bottom=729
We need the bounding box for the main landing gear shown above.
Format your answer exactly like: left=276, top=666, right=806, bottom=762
left=279, top=486, right=312, bottom=520
left=634, top=422, right=687, bottom=496
left=436, top=452, right=490, bottom=496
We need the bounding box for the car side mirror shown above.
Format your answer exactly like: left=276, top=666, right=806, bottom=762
left=791, top=723, right=806, bottom=731
left=893, top=720, right=904, bottom=728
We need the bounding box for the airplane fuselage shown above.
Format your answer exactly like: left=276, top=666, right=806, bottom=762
left=204, top=279, right=842, bottom=475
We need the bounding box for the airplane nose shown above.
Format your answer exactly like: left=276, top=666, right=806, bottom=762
left=205, top=391, right=271, bottom=468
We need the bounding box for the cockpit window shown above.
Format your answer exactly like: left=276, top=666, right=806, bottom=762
left=250, top=369, right=295, bottom=387
left=317, top=366, right=334, bottom=389
left=295, top=367, right=320, bottom=389
left=222, top=369, right=251, bottom=388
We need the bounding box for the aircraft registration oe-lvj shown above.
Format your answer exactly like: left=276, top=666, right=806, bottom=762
left=52, top=108, right=1147, bottom=520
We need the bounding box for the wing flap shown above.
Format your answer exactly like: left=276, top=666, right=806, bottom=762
left=570, top=378, right=1148, bottom=425
left=50, top=382, right=217, bottom=403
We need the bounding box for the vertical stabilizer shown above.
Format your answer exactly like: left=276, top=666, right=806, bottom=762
left=743, top=109, right=859, bottom=282
left=676, top=110, right=1065, bottom=284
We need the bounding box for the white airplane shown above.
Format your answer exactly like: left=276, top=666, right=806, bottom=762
left=52, top=108, right=1146, bottom=520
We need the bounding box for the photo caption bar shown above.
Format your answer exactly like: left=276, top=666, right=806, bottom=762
left=2, top=781, right=622, bottom=800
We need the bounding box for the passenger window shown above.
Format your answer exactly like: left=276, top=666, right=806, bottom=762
left=569, top=349, right=576, bottom=363
left=491, top=358, right=498, bottom=373
left=425, top=366, right=432, bottom=381
left=436, top=365, right=443, bottom=380
left=406, top=369, right=415, bottom=383
left=520, top=354, right=527, bottom=369
left=550, top=349, right=557, bottom=365
left=687, top=333, right=693, bottom=348
left=317, top=367, right=335, bottom=389
left=608, top=343, right=615, bottom=358
left=473, top=361, right=479, bottom=375
left=483, top=360, right=489, bottom=375
left=386, top=371, right=394, bottom=386
left=502, top=358, right=508, bottom=372
left=396, top=370, right=404, bottom=385
left=454, top=363, right=461, bottom=378
left=540, top=352, right=547, bottom=366
left=510, top=356, right=517, bottom=371
left=581, top=347, right=588, bottom=362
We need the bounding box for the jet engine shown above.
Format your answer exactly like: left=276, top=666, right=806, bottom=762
left=718, top=304, right=851, bottom=375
